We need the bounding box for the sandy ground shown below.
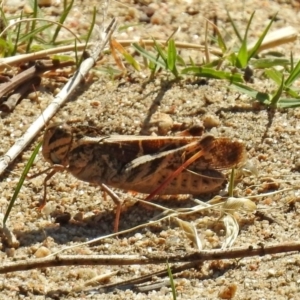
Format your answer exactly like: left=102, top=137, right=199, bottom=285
left=1, top=0, right=300, bottom=299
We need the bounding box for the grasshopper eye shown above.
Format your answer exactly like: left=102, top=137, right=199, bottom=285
left=42, top=123, right=73, bottom=166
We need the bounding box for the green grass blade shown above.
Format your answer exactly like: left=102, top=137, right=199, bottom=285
left=209, top=22, right=227, bottom=53
left=166, top=262, right=177, bottom=300
left=0, top=7, right=8, bottom=28
left=216, top=31, right=227, bottom=53
left=227, top=10, right=243, bottom=43
left=51, top=0, right=75, bottom=44
left=277, top=98, right=300, bottom=108
left=189, top=56, right=196, bottom=66
left=250, top=58, right=290, bottom=69
left=284, top=58, right=300, bottom=87
left=167, top=39, right=176, bottom=70
left=264, top=68, right=283, bottom=85
left=148, top=60, right=158, bottom=75
left=167, top=39, right=178, bottom=77
left=270, top=74, right=284, bottom=107
left=26, top=0, right=39, bottom=53
left=18, top=23, right=53, bottom=44
left=236, top=11, right=255, bottom=68
left=181, top=66, right=244, bottom=82
left=202, top=59, right=224, bottom=68
left=123, top=52, right=141, bottom=71
left=95, top=66, right=123, bottom=77
left=176, top=54, right=185, bottom=66
left=0, top=42, right=10, bottom=57
left=51, top=38, right=80, bottom=46
left=78, top=6, right=96, bottom=66
left=0, top=38, right=13, bottom=57
left=284, top=87, right=299, bottom=98
left=3, top=142, right=42, bottom=225
left=248, top=13, right=277, bottom=59
left=227, top=52, right=237, bottom=66
left=74, top=38, right=80, bottom=66
left=153, top=39, right=167, bottom=62
left=132, top=43, right=167, bottom=69
left=12, top=12, right=23, bottom=55
left=30, top=44, right=53, bottom=52
left=231, top=82, right=270, bottom=104
left=290, top=52, right=294, bottom=71
left=34, top=35, right=52, bottom=44
left=0, top=8, right=10, bottom=56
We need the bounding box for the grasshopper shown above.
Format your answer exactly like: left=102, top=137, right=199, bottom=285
left=40, top=122, right=246, bottom=231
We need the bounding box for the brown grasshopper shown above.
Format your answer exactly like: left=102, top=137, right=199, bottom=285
left=40, top=122, right=246, bottom=231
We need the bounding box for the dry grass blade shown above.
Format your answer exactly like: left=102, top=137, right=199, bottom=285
left=220, top=197, right=256, bottom=248
left=0, top=18, right=117, bottom=175
left=175, top=217, right=202, bottom=250
left=221, top=214, right=239, bottom=249
left=72, top=271, right=119, bottom=292
left=222, top=197, right=257, bottom=215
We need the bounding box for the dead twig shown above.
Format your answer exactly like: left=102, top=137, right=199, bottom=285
left=95, top=261, right=202, bottom=293
left=1, top=241, right=300, bottom=274
left=0, top=76, right=41, bottom=112
left=0, top=59, right=75, bottom=100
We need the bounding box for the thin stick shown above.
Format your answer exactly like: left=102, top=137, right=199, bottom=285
left=87, top=261, right=201, bottom=293
left=0, top=241, right=300, bottom=274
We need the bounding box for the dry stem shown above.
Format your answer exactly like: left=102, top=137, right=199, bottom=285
left=0, top=241, right=299, bottom=274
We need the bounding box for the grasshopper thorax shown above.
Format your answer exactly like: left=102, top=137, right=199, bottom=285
left=42, top=123, right=73, bottom=166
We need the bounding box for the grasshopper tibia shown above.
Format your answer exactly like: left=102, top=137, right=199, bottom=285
left=100, top=184, right=122, bottom=232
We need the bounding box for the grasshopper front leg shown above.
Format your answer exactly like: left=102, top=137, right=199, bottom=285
left=29, top=164, right=66, bottom=209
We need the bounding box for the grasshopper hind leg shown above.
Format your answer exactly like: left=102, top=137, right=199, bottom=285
left=100, top=184, right=122, bottom=232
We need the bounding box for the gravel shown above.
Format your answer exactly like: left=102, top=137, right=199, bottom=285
left=1, top=0, right=300, bottom=299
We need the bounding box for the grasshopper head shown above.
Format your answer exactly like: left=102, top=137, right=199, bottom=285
left=42, top=123, right=73, bottom=166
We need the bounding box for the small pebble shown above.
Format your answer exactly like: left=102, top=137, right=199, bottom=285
left=218, top=283, right=238, bottom=299
left=203, top=113, right=220, bottom=128
left=34, top=246, right=51, bottom=258
left=5, top=248, right=15, bottom=258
